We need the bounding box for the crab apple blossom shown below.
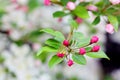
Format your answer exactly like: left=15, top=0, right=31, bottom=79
left=44, top=0, right=51, bottom=6
left=67, top=59, right=74, bottom=67
left=63, top=40, right=69, bottom=47
left=105, top=23, right=114, bottom=34
left=109, top=0, right=120, bottom=5
left=66, top=2, right=76, bottom=10
left=87, top=5, right=98, bottom=11
left=91, top=45, right=100, bottom=52
left=57, top=52, right=65, bottom=58
left=79, top=48, right=86, bottom=55
left=90, top=36, right=99, bottom=44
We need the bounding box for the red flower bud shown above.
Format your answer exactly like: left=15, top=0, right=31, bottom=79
left=75, top=17, right=83, bottom=24
left=90, top=36, right=99, bottom=44
left=63, top=40, right=69, bottom=47
left=57, top=52, right=65, bottom=58
left=91, top=45, right=100, bottom=52
left=79, top=48, right=86, bottom=55
left=67, top=59, right=74, bottom=67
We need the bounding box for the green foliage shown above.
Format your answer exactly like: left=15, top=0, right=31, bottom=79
left=48, top=55, right=64, bottom=68
left=37, top=46, right=57, bottom=56
left=28, top=0, right=39, bottom=12
left=72, top=54, right=86, bottom=65
left=92, top=16, right=100, bottom=25
left=107, top=15, right=119, bottom=32
left=45, top=39, right=61, bottom=49
left=53, top=11, right=68, bottom=18
left=72, top=6, right=89, bottom=19
left=40, top=28, right=65, bottom=42
left=69, top=19, right=79, bottom=29
left=86, top=51, right=110, bottom=60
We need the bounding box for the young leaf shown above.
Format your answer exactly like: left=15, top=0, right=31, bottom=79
left=108, top=15, right=119, bottom=32
left=40, top=28, right=65, bottom=42
left=49, top=55, right=64, bottom=68
left=72, top=6, right=89, bottom=19
left=69, top=19, right=79, bottom=29
left=85, top=47, right=92, bottom=52
left=45, top=39, right=61, bottom=49
left=76, top=37, right=90, bottom=48
left=72, top=32, right=84, bottom=41
left=37, top=46, right=57, bottom=56
left=53, top=11, right=67, bottom=18
left=72, top=54, right=86, bottom=65
left=40, top=28, right=55, bottom=36
left=86, top=51, right=110, bottom=60
left=92, top=16, right=100, bottom=25
left=54, top=31, right=65, bottom=42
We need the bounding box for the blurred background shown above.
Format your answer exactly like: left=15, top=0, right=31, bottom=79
left=0, top=0, right=120, bottom=80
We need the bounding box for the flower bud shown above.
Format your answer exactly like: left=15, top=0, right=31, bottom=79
left=90, top=36, right=99, bottom=44
left=105, top=23, right=114, bottom=34
left=63, top=40, right=69, bottom=47
left=75, top=17, right=83, bottom=24
left=67, top=59, right=74, bottom=67
left=66, top=2, right=76, bottom=10
left=57, top=52, right=65, bottom=58
left=44, top=0, right=51, bottom=6
left=79, top=48, right=86, bottom=55
left=91, top=45, right=100, bottom=52
left=109, top=0, right=120, bottom=5
left=87, top=5, right=98, bottom=11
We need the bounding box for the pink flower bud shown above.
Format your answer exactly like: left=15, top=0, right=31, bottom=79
left=67, top=59, right=74, bottom=67
left=44, top=0, right=51, bottom=6
left=109, top=0, right=120, bottom=5
left=75, top=17, right=83, bottom=24
left=90, top=36, right=99, bottom=44
left=63, top=40, right=69, bottom=47
left=79, top=48, right=86, bottom=55
left=87, top=5, right=98, bottom=11
left=58, top=18, right=63, bottom=22
left=91, top=45, right=100, bottom=52
left=57, top=52, right=65, bottom=58
left=66, top=2, right=76, bottom=10
left=105, top=23, right=114, bottom=34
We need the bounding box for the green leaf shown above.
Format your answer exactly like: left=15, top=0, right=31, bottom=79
left=40, top=28, right=65, bottom=42
left=69, top=19, right=79, bottom=29
left=53, top=11, right=67, bottom=18
left=40, top=28, right=55, bottom=35
left=72, top=6, right=89, bottom=19
left=28, top=0, right=39, bottom=12
left=76, top=37, right=90, bottom=47
left=85, top=47, right=92, bottom=52
left=49, top=55, right=64, bottom=68
left=54, top=31, right=65, bottom=42
left=108, top=15, right=119, bottom=32
left=37, top=46, right=57, bottom=56
left=86, top=51, right=110, bottom=60
left=72, top=54, right=86, bottom=65
left=72, top=32, right=84, bottom=41
left=45, top=39, right=61, bottom=49
left=60, top=0, right=69, bottom=6
left=92, top=16, right=100, bottom=25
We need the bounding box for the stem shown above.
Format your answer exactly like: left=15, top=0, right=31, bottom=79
left=67, top=27, right=73, bottom=41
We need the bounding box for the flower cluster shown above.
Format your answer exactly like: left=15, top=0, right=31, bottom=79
left=57, top=36, right=100, bottom=67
